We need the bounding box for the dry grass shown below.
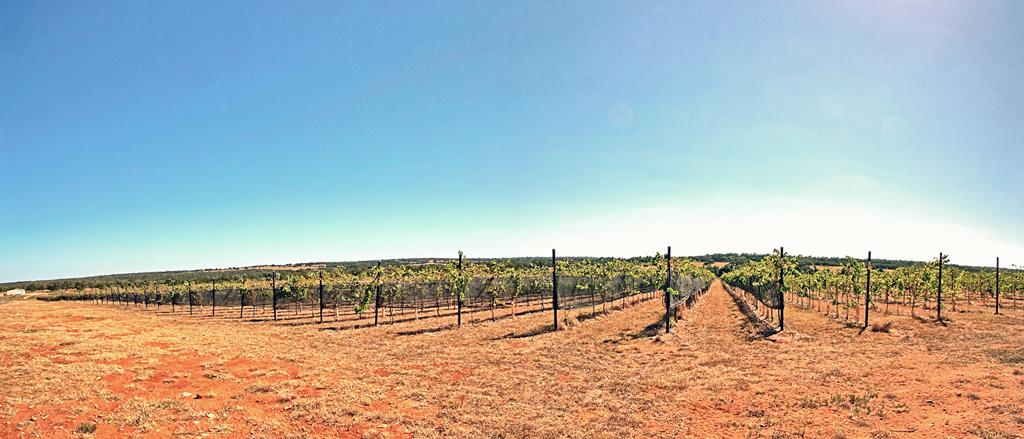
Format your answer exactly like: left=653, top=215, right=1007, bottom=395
left=1, top=282, right=1023, bottom=438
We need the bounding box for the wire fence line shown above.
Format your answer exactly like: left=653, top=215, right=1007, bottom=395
left=667, top=271, right=712, bottom=310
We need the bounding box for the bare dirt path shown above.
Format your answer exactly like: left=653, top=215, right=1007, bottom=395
left=675, top=279, right=755, bottom=342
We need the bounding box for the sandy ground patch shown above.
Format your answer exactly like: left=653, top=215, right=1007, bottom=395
left=1, top=282, right=1022, bottom=438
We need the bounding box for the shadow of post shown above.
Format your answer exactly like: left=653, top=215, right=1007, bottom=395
left=723, top=283, right=778, bottom=339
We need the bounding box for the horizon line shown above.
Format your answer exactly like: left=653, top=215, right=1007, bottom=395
left=3, top=250, right=1010, bottom=286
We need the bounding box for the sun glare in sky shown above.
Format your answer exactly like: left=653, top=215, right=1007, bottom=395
left=1, top=1, right=1022, bottom=281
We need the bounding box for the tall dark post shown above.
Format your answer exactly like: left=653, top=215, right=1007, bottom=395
left=864, top=251, right=871, bottom=329
left=188, top=282, right=193, bottom=315
left=552, top=249, right=558, bottom=331
left=374, top=261, right=382, bottom=326
left=318, top=270, right=325, bottom=323
left=937, top=252, right=943, bottom=322
left=457, top=252, right=464, bottom=327
left=778, top=246, right=785, bottom=331
left=272, top=272, right=278, bottom=320
left=211, top=279, right=216, bottom=317
left=665, top=246, right=672, bottom=334
left=240, top=282, right=245, bottom=319
left=995, top=257, right=1001, bottom=315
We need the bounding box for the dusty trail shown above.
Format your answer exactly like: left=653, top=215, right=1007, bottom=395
left=634, top=280, right=782, bottom=438
left=674, top=279, right=755, bottom=342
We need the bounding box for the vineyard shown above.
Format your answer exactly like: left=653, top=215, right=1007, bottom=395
left=38, top=250, right=715, bottom=334
left=4, top=250, right=1024, bottom=438
left=722, top=249, right=1024, bottom=332
left=28, top=248, right=1024, bottom=335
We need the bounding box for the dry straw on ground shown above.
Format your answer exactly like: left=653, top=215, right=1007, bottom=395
left=2, top=281, right=1023, bottom=438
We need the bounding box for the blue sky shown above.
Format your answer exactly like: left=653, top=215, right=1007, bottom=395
left=2, top=1, right=1023, bottom=282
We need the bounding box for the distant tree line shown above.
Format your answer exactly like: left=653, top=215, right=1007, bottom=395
left=1, top=256, right=619, bottom=292
left=689, top=253, right=1010, bottom=277
left=3, top=254, right=1014, bottom=292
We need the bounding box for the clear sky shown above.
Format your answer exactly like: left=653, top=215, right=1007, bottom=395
left=2, top=1, right=1023, bottom=282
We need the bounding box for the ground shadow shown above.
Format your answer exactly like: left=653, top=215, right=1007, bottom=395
left=622, top=319, right=666, bottom=340
left=396, top=324, right=458, bottom=336
left=911, top=314, right=950, bottom=326
left=317, top=322, right=377, bottom=331
left=723, top=285, right=778, bottom=339
left=493, top=324, right=556, bottom=339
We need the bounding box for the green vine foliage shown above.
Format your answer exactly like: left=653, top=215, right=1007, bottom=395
left=722, top=251, right=1021, bottom=314
left=354, top=283, right=375, bottom=315
left=445, top=254, right=469, bottom=304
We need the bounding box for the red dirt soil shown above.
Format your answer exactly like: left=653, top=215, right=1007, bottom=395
left=1, top=281, right=1022, bottom=438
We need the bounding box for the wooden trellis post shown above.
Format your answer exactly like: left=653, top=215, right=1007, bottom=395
left=664, top=246, right=672, bottom=334
left=778, top=246, right=785, bottom=331
left=552, top=249, right=558, bottom=331
left=319, top=270, right=325, bottom=324
left=374, top=261, right=382, bottom=326
left=457, top=252, right=464, bottom=327
left=272, top=272, right=278, bottom=321
left=937, top=252, right=943, bottom=322
left=864, top=251, right=871, bottom=329
left=211, top=279, right=217, bottom=317
left=995, top=257, right=1001, bottom=315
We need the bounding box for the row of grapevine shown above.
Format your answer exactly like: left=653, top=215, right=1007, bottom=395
left=722, top=249, right=1024, bottom=331
left=786, top=254, right=1024, bottom=325
left=41, top=250, right=717, bottom=333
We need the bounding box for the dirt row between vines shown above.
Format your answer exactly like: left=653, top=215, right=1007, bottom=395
left=2, top=281, right=1023, bottom=438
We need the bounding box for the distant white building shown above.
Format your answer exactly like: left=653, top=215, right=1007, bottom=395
left=4, top=289, right=26, bottom=296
